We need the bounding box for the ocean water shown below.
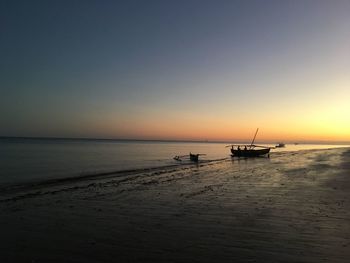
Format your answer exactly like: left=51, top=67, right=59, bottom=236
left=0, top=137, right=348, bottom=186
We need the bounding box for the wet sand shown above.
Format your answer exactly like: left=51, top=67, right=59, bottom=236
left=1, top=147, right=350, bottom=262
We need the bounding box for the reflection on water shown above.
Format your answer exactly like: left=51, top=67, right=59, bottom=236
left=0, top=138, right=348, bottom=185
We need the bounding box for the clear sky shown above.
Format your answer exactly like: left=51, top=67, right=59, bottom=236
left=1, top=0, right=349, bottom=142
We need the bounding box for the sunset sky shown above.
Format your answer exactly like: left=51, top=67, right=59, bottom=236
left=1, top=0, right=349, bottom=142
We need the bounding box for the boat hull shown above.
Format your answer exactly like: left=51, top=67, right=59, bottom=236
left=231, top=148, right=270, bottom=157
left=190, top=154, right=199, bottom=162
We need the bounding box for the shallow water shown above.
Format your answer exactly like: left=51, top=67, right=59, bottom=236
left=1, top=145, right=350, bottom=262
left=0, top=137, right=348, bottom=186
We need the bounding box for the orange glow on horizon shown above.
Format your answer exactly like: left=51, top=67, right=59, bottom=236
left=88, top=112, right=350, bottom=143
left=84, top=81, right=350, bottom=143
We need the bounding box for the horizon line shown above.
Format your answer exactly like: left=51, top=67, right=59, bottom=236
left=1, top=136, right=349, bottom=145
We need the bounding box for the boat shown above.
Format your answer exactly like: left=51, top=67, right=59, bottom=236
left=226, top=128, right=273, bottom=158
left=275, top=142, right=285, bottom=148
left=189, top=153, right=199, bottom=162
left=229, top=145, right=271, bottom=157
left=173, top=155, right=182, bottom=161
left=173, top=153, right=205, bottom=162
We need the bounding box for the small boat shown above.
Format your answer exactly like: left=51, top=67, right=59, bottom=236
left=226, top=128, right=273, bottom=158
left=275, top=142, right=285, bottom=148
left=173, top=155, right=182, bottom=161
left=189, top=153, right=199, bottom=162
left=173, top=153, right=205, bottom=162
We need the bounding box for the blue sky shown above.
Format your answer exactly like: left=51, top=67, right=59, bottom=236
left=1, top=0, right=349, bottom=141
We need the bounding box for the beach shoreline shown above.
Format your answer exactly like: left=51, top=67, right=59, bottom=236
left=1, top=147, right=350, bottom=262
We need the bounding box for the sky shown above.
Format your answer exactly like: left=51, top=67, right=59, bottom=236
left=1, top=0, right=350, bottom=142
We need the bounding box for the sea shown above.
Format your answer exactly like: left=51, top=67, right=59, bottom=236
left=0, top=137, right=348, bottom=186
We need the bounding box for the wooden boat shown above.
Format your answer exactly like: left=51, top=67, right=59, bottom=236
left=174, top=153, right=205, bottom=162
left=229, top=145, right=271, bottom=157
left=189, top=153, right=199, bottom=162
left=226, top=128, right=273, bottom=158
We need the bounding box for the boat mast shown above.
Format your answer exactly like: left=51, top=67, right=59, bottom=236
left=249, top=128, right=259, bottom=148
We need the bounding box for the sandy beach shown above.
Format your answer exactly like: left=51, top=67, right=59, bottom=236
left=1, top=147, right=350, bottom=262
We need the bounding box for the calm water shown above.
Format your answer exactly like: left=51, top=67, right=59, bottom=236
left=0, top=138, right=348, bottom=186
